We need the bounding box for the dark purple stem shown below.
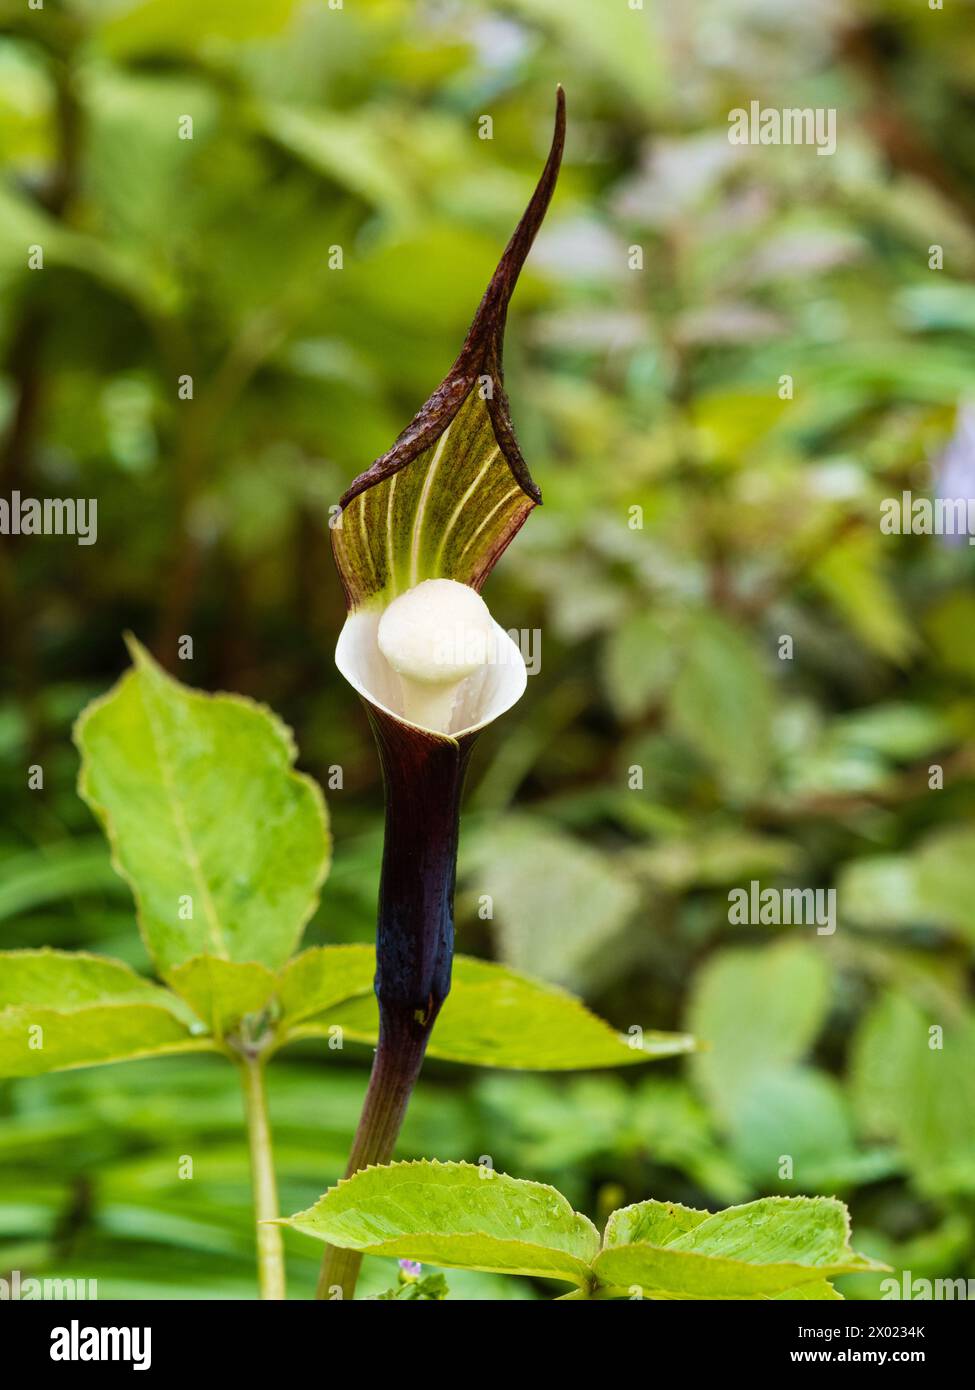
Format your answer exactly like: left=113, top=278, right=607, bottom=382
left=371, top=710, right=474, bottom=1023
left=316, top=714, right=475, bottom=1300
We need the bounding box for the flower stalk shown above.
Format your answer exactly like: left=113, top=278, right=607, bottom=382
left=317, top=722, right=474, bottom=1298
left=319, top=88, right=566, bottom=1301
left=314, top=1013, right=432, bottom=1298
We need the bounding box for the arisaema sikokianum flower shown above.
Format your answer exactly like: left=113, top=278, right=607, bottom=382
left=318, top=90, right=565, bottom=1300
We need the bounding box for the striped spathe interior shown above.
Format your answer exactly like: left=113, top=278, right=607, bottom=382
left=330, top=88, right=565, bottom=611
left=332, top=386, right=536, bottom=607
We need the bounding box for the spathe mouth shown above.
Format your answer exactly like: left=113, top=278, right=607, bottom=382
left=335, top=607, right=527, bottom=740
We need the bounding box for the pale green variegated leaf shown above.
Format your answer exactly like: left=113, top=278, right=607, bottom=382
left=668, top=613, right=774, bottom=801
left=284, top=1159, right=599, bottom=1286
left=592, top=1197, right=883, bottom=1300
left=839, top=826, right=975, bottom=943
left=811, top=532, right=915, bottom=665
left=259, top=102, right=417, bottom=221
left=285, top=951, right=694, bottom=1069
left=688, top=941, right=832, bottom=1125
left=331, top=90, right=564, bottom=610
left=74, top=637, right=330, bottom=975
left=0, top=183, right=159, bottom=309
left=602, top=611, right=677, bottom=721
left=463, top=816, right=640, bottom=992
left=99, top=0, right=299, bottom=59
left=505, top=0, right=662, bottom=114
left=906, top=824, right=975, bottom=935
left=732, top=1065, right=895, bottom=1191
left=275, top=944, right=375, bottom=1025
left=838, top=854, right=924, bottom=931
left=850, top=990, right=975, bottom=1196
left=168, top=956, right=278, bottom=1035
left=832, top=702, right=953, bottom=761
left=0, top=1004, right=211, bottom=1078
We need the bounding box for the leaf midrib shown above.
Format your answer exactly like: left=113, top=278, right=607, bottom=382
left=324, top=1175, right=599, bottom=1264
left=138, top=680, right=229, bottom=959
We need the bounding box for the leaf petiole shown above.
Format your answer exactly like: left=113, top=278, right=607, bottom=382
left=238, top=1050, right=286, bottom=1301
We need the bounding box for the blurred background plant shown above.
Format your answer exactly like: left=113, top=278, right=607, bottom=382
left=1, top=0, right=974, bottom=1299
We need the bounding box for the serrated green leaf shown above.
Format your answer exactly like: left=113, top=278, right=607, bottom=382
left=774, top=1280, right=843, bottom=1301
left=275, top=944, right=375, bottom=1025
left=168, top=957, right=277, bottom=1035
left=0, top=1004, right=211, bottom=1078
left=74, top=637, right=330, bottom=975
left=592, top=1196, right=882, bottom=1300
left=283, top=1159, right=599, bottom=1286
left=0, top=949, right=187, bottom=1018
left=0, top=949, right=210, bottom=1078
left=286, top=951, right=693, bottom=1069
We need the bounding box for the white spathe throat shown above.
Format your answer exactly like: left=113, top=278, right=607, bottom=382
left=336, top=578, right=527, bottom=737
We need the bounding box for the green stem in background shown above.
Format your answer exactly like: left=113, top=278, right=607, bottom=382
left=239, top=1054, right=286, bottom=1300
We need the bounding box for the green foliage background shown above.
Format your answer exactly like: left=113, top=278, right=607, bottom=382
left=1, top=0, right=974, bottom=1298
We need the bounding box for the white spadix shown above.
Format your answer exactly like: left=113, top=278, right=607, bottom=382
left=334, top=590, right=527, bottom=739
left=377, top=579, right=496, bottom=734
